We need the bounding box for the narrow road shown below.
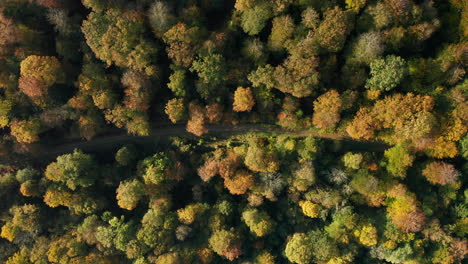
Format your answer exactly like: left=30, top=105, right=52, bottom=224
left=0, top=124, right=389, bottom=166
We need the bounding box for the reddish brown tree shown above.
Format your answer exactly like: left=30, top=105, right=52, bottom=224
left=0, top=12, right=22, bottom=47
left=198, top=158, right=219, bottom=182
left=36, top=0, right=62, bottom=8
left=122, top=70, right=152, bottom=112
left=224, top=170, right=254, bottom=195
left=18, top=76, right=48, bottom=99
left=217, top=151, right=241, bottom=179
left=422, top=161, right=460, bottom=185
left=186, top=102, right=208, bottom=136
left=346, top=93, right=435, bottom=143
left=205, top=103, right=224, bottom=124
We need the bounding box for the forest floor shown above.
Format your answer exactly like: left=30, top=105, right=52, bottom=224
left=0, top=123, right=389, bottom=166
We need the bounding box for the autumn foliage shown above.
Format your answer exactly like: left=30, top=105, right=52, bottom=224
left=347, top=93, right=435, bottom=142
left=186, top=102, right=208, bottom=136
left=422, top=161, right=460, bottom=185
left=312, top=90, right=342, bottom=129
left=233, top=87, right=255, bottom=112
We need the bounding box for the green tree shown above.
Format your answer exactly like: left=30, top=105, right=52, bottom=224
left=45, top=149, right=98, bottom=190
left=284, top=233, right=313, bottom=264
left=190, top=53, right=227, bottom=100
left=1, top=204, right=42, bottom=242
left=167, top=68, right=188, bottom=97
left=384, top=144, right=414, bottom=178
left=209, top=229, right=242, bottom=261
left=95, top=215, right=137, bottom=252
left=115, top=145, right=137, bottom=166
left=268, top=15, right=295, bottom=51
left=371, top=243, right=414, bottom=263
left=325, top=207, right=358, bottom=243
left=241, top=208, right=275, bottom=237
left=15, top=168, right=39, bottom=183
left=82, top=0, right=109, bottom=11
left=76, top=62, right=117, bottom=110
left=165, top=98, right=187, bottom=123
left=138, top=153, right=172, bottom=185
left=255, top=251, right=275, bottom=264
left=248, top=64, right=276, bottom=90
left=104, top=105, right=151, bottom=136
left=240, top=3, right=272, bottom=35
left=5, top=249, right=30, bottom=264
left=82, top=10, right=158, bottom=75
left=245, top=141, right=279, bottom=173
left=137, top=209, right=177, bottom=254
left=366, top=55, right=407, bottom=91
left=190, top=53, right=226, bottom=96
left=0, top=97, right=13, bottom=128
left=116, top=179, right=145, bottom=210
left=284, top=230, right=339, bottom=264
left=350, top=170, right=383, bottom=206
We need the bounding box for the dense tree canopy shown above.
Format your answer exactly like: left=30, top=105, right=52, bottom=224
left=0, top=0, right=466, bottom=263
left=45, top=149, right=98, bottom=190
left=82, top=10, right=158, bottom=75
left=366, top=55, right=408, bottom=91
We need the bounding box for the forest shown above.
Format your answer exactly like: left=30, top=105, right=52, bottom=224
left=0, top=0, right=466, bottom=263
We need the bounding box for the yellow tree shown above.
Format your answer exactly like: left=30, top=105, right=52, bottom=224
left=312, top=90, right=342, bottom=129
left=233, top=87, right=255, bottom=112
left=20, top=55, right=64, bottom=87
left=10, top=118, right=43, bottom=143
left=165, top=98, right=187, bottom=123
